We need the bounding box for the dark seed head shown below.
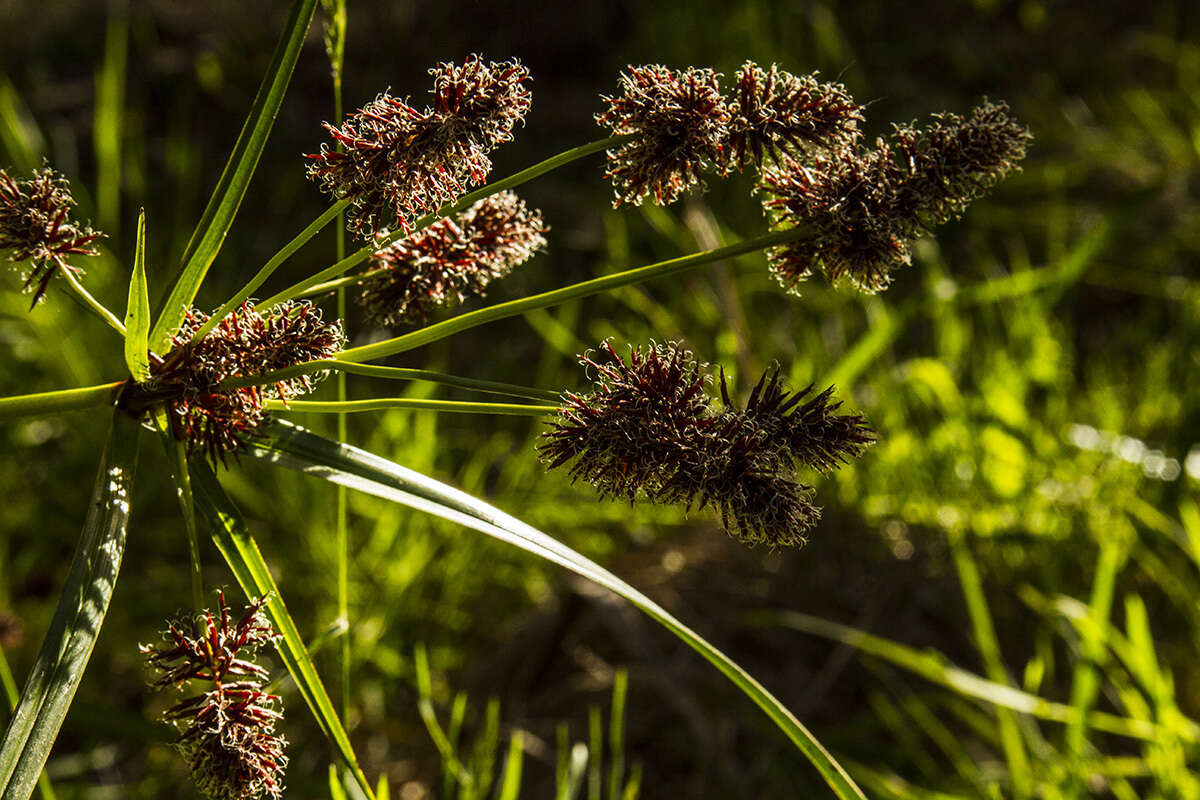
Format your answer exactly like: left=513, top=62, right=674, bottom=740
left=0, top=165, right=102, bottom=305
left=307, top=57, right=532, bottom=239
left=541, top=342, right=874, bottom=548
left=150, top=301, right=345, bottom=465
left=761, top=100, right=1031, bottom=293
left=726, top=62, right=863, bottom=171
left=141, top=593, right=287, bottom=800
left=595, top=65, right=731, bottom=207
left=359, top=190, right=547, bottom=326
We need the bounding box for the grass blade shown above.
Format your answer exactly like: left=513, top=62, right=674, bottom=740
left=93, top=10, right=127, bottom=235
left=496, top=732, right=524, bottom=800
left=747, top=609, right=1164, bottom=741
left=0, top=650, right=55, bottom=800
left=0, top=411, right=140, bottom=798
left=247, top=420, right=867, bottom=800
left=188, top=459, right=376, bottom=800
left=149, top=0, right=318, bottom=352
left=123, top=210, right=150, bottom=383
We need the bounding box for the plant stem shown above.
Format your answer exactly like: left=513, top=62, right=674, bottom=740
left=948, top=531, right=1033, bottom=799
left=331, top=57, right=351, bottom=730
left=172, top=436, right=205, bottom=611
left=338, top=227, right=806, bottom=364
left=0, top=381, right=123, bottom=421
left=216, top=227, right=808, bottom=392
left=258, top=135, right=629, bottom=310
left=59, top=268, right=126, bottom=336
left=189, top=200, right=349, bottom=343
left=266, top=398, right=557, bottom=416
left=217, top=360, right=562, bottom=402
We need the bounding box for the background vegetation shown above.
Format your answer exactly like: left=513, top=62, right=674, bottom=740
left=1, top=0, right=1197, bottom=796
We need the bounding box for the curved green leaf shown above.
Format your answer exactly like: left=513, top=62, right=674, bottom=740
left=247, top=420, right=866, bottom=800
left=188, top=459, right=376, bottom=800
left=149, top=0, right=318, bottom=352
left=0, top=411, right=140, bottom=799
left=123, top=210, right=150, bottom=382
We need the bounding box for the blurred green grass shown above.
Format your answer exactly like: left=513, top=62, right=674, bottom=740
left=1, top=0, right=1198, bottom=797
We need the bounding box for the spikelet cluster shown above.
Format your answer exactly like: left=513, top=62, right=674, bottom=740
left=595, top=66, right=731, bottom=206
left=140, top=593, right=286, bottom=800
left=595, top=62, right=862, bottom=207
left=726, top=61, right=863, bottom=170
left=306, top=56, right=531, bottom=239
left=761, top=100, right=1032, bottom=292
left=539, top=341, right=874, bottom=547
left=0, top=165, right=102, bottom=305
left=148, top=301, right=345, bottom=464
left=359, top=190, right=547, bottom=325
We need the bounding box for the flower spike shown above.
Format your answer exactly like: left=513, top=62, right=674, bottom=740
left=727, top=62, right=863, bottom=170
left=143, top=301, right=345, bottom=465
left=359, top=190, right=548, bottom=326
left=307, top=56, right=532, bottom=239
left=761, top=99, right=1031, bottom=292
left=595, top=65, right=731, bottom=207
left=540, top=341, right=874, bottom=548
left=0, top=165, right=102, bottom=305
left=141, top=592, right=287, bottom=800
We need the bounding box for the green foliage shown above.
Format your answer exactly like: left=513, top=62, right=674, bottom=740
left=0, top=2, right=1197, bottom=799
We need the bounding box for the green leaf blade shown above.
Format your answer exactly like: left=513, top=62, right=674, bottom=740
left=148, top=0, right=319, bottom=353
left=248, top=421, right=866, bottom=800
left=0, top=411, right=141, bottom=798
left=123, top=210, right=150, bottom=382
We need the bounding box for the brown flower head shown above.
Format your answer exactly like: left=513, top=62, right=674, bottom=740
left=140, top=593, right=287, bottom=800
left=761, top=100, right=1031, bottom=293
left=726, top=62, right=863, bottom=170
left=429, top=56, right=532, bottom=151
left=540, top=341, right=874, bottom=547
left=307, top=57, right=531, bottom=239
left=539, top=340, right=712, bottom=503
left=595, top=65, right=731, bottom=207
left=146, top=301, right=345, bottom=464
left=359, top=190, right=547, bottom=326
left=0, top=165, right=102, bottom=305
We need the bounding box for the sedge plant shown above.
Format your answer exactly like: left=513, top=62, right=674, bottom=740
left=0, top=1, right=1032, bottom=797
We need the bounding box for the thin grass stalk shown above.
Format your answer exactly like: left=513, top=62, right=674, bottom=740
left=947, top=531, right=1033, bottom=798
left=189, top=199, right=349, bottom=343
left=218, top=360, right=559, bottom=402
left=59, top=268, right=125, bottom=336
left=0, top=381, right=122, bottom=421
left=265, top=398, right=557, bottom=416
left=1065, top=534, right=1128, bottom=773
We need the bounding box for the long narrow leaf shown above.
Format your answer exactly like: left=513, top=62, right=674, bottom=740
left=0, top=411, right=140, bottom=799
left=149, top=0, right=318, bottom=352
left=188, top=460, right=376, bottom=800
left=247, top=420, right=866, bottom=800
left=123, top=210, right=150, bottom=382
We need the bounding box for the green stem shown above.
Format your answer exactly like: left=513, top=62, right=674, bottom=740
left=339, top=227, right=806, bottom=364
left=217, top=359, right=562, bottom=402
left=59, top=268, right=126, bottom=336
left=1065, top=535, right=1126, bottom=772
left=948, top=532, right=1033, bottom=799
left=332, top=65, right=351, bottom=729
left=267, top=398, right=557, bottom=416
left=172, top=436, right=205, bottom=611
left=258, top=135, right=629, bottom=309
left=189, top=199, right=349, bottom=342
left=0, top=381, right=123, bottom=421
